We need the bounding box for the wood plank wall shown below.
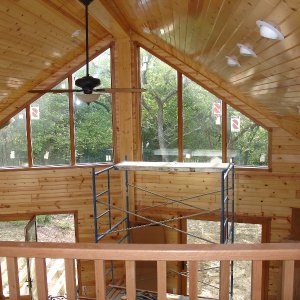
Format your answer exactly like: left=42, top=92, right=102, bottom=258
left=0, top=166, right=123, bottom=296
left=0, top=126, right=298, bottom=298
left=132, top=127, right=300, bottom=298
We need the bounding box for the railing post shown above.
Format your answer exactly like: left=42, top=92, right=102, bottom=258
left=157, top=261, right=167, bottom=300
left=7, top=257, right=20, bottom=300
left=220, top=260, right=230, bottom=300
left=251, top=260, right=263, bottom=300
left=189, top=261, right=198, bottom=300
left=65, top=259, right=77, bottom=299
left=95, top=260, right=106, bottom=300
left=125, top=260, right=136, bottom=300
left=281, top=260, right=295, bottom=300
left=36, top=258, right=48, bottom=299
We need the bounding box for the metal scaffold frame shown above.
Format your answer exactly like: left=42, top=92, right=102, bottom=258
left=92, top=161, right=235, bottom=299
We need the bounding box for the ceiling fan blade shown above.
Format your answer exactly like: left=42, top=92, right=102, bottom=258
left=94, top=88, right=146, bottom=93
left=28, top=89, right=83, bottom=94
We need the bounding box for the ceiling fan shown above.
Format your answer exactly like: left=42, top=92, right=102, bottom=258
left=29, top=0, right=143, bottom=103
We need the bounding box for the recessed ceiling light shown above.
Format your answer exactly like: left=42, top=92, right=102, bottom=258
left=256, top=20, right=284, bottom=40
left=226, top=56, right=241, bottom=67
left=237, top=44, right=257, bottom=57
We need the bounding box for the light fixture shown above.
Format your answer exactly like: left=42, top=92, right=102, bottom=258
left=256, top=20, right=284, bottom=40
left=237, top=44, right=257, bottom=57
left=76, top=93, right=99, bottom=104
left=226, top=56, right=241, bottom=67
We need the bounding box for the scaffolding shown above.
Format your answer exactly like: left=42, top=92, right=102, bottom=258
left=92, top=161, right=234, bottom=299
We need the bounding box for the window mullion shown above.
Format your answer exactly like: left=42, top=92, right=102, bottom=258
left=178, top=71, right=183, bottom=162
left=68, top=75, right=76, bottom=166
left=26, top=106, right=33, bottom=167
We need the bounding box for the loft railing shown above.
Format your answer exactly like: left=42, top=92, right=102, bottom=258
left=0, top=242, right=299, bottom=300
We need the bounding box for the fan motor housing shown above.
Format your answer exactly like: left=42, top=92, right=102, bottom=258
left=75, top=75, right=100, bottom=94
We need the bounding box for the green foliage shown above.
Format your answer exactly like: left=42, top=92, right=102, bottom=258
left=36, top=215, right=52, bottom=225
left=140, top=48, right=268, bottom=166
left=0, top=111, right=28, bottom=167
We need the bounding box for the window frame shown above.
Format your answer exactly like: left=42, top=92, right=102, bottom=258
left=138, top=45, right=271, bottom=170
left=0, top=46, right=114, bottom=170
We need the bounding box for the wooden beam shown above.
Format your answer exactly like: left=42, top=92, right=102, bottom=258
left=220, top=260, right=230, bottom=300
left=251, top=260, right=263, bottom=300
left=90, top=0, right=129, bottom=38
left=36, top=258, right=48, bottom=299
left=281, top=260, right=295, bottom=300
left=112, top=39, right=134, bottom=162
left=95, top=260, right=106, bottom=299
left=7, top=257, right=20, bottom=300
left=65, top=258, right=77, bottom=299
left=188, top=261, right=198, bottom=300
left=157, top=261, right=167, bottom=300
left=125, top=260, right=136, bottom=300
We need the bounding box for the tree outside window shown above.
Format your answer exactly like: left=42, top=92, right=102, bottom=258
left=0, top=110, right=27, bottom=167
left=141, top=48, right=178, bottom=162
left=73, top=49, right=113, bottom=164
left=31, top=80, right=70, bottom=166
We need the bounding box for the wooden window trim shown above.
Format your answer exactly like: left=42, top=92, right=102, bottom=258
left=177, top=72, right=183, bottom=162
left=137, top=45, right=271, bottom=169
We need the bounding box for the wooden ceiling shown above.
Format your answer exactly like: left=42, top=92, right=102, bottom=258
left=1, top=0, right=300, bottom=138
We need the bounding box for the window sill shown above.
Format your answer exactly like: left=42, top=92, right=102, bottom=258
left=0, top=162, right=114, bottom=172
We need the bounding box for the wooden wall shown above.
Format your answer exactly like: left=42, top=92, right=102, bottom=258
left=0, top=166, right=123, bottom=296
left=0, top=127, right=299, bottom=298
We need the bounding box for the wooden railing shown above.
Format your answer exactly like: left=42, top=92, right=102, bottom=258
left=0, top=242, right=299, bottom=300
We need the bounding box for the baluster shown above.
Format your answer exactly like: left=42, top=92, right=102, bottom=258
left=125, top=261, right=136, bottom=300
left=157, top=261, right=167, bottom=300
left=7, top=257, right=20, bottom=300
left=95, top=260, right=106, bottom=300
left=251, top=260, right=262, bottom=300
left=36, top=258, right=48, bottom=299
left=189, top=261, right=198, bottom=300
left=220, top=260, right=230, bottom=300
left=281, top=260, right=295, bottom=300
left=65, top=259, right=77, bottom=298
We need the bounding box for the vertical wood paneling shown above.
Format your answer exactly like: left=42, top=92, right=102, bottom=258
left=65, top=258, right=77, bottom=298
left=251, top=260, right=263, bottom=300
left=188, top=261, right=198, bottom=300
left=7, top=257, right=20, bottom=300
left=95, top=260, right=106, bottom=299
left=157, top=260, right=167, bottom=300
left=36, top=258, right=48, bottom=299
left=281, top=260, right=295, bottom=300
left=126, top=260, right=136, bottom=300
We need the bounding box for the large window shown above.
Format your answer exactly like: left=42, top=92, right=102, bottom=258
left=0, top=110, right=27, bottom=167
left=73, top=49, right=113, bottom=163
left=31, top=80, right=70, bottom=166
left=0, top=48, right=113, bottom=168
left=227, top=106, right=268, bottom=166
left=183, top=76, right=222, bottom=163
left=140, top=47, right=269, bottom=167
left=141, top=48, right=178, bottom=161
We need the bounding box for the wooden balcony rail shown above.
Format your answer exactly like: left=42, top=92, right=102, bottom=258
left=0, top=242, right=299, bottom=300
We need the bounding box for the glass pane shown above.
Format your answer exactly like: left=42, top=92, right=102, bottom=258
left=140, top=48, right=178, bottom=162
left=31, top=79, right=70, bottom=165
left=227, top=106, right=268, bottom=166
left=183, top=76, right=222, bottom=163
left=73, top=49, right=113, bottom=163
left=0, top=110, right=28, bottom=167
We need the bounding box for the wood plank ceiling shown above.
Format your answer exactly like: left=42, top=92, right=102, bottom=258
left=1, top=0, right=300, bottom=138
